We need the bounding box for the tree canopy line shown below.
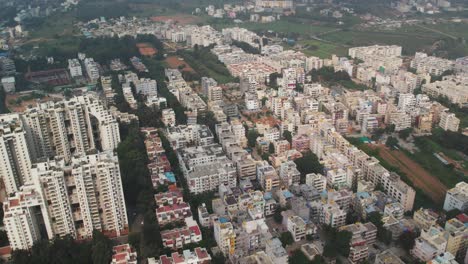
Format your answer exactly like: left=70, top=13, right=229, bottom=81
left=176, top=44, right=236, bottom=83
left=231, top=40, right=261, bottom=54
left=10, top=230, right=113, bottom=264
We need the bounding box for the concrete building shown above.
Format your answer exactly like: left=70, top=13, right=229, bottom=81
left=265, top=238, right=288, bottom=264
left=214, top=220, right=236, bottom=256
left=286, top=215, right=308, bottom=242
left=2, top=185, right=48, bottom=250
left=413, top=208, right=439, bottom=230
left=22, top=94, right=121, bottom=163
left=68, top=59, right=82, bottom=78
left=135, top=78, right=157, bottom=97
left=375, top=249, right=405, bottom=264
left=83, top=58, right=100, bottom=82
left=443, top=182, right=468, bottom=212
left=4, top=151, right=128, bottom=249
left=305, top=173, right=327, bottom=192
left=439, top=111, right=460, bottom=132
left=0, top=114, right=33, bottom=194
left=1, top=76, right=15, bottom=93
left=162, top=109, right=176, bottom=127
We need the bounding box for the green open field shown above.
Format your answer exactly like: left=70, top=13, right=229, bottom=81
left=211, top=19, right=337, bottom=36
left=297, top=39, right=347, bottom=58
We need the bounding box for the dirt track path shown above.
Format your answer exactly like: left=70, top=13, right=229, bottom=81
left=376, top=145, right=447, bottom=203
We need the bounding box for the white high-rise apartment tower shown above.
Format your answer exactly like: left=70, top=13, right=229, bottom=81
left=0, top=114, right=33, bottom=194
left=4, top=151, right=129, bottom=249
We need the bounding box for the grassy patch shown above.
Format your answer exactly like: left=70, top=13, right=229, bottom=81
left=177, top=48, right=236, bottom=83
left=409, top=137, right=468, bottom=188
left=297, top=39, right=347, bottom=58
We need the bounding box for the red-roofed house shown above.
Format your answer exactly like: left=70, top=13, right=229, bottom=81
left=161, top=217, right=202, bottom=249
left=111, top=244, right=137, bottom=264
left=156, top=247, right=211, bottom=264
left=156, top=203, right=192, bottom=226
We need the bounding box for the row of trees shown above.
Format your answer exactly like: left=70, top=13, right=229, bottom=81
left=231, top=40, right=260, bottom=54
left=176, top=45, right=235, bottom=83
left=11, top=230, right=112, bottom=264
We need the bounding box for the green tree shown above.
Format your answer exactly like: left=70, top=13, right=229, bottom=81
left=385, top=136, right=398, bottom=148
left=294, top=151, right=324, bottom=183
left=289, top=250, right=313, bottom=264
left=398, top=128, right=413, bottom=140
left=283, top=130, right=292, bottom=143
left=273, top=208, right=283, bottom=224
left=247, top=129, right=259, bottom=148
left=280, top=232, right=294, bottom=246
left=323, top=226, right=352, bottom=258
left=91, top=230, right=113, bottom=264
left=269, top=142, right=275, bottom=154
left=398, top=231, right=418, bottom=253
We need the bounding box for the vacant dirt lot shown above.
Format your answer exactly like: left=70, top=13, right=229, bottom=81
left=375, top=145, right=447, bottom=203
left=150, top=15, right=201, bottom=25
left=165, top=56, right=195, bottom=73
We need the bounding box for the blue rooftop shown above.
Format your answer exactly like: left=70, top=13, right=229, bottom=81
left=356, top=192, right=370, bottom=199
left=282, top=190, right=293, bottom=199
left=164, top=172, right=176, bottom=183
left=264, top=192, right=273, bottom=200
left=219, top=217, right=229, bottom=223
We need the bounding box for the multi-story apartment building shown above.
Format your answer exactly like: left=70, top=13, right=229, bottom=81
left=443, top=182, right=468, bottom=212
left=177, top=144, right=237, bottom=194
left=32, top=151, right=128, bottom=239
left=161, top=109, right=176, bottom=127
left=341, top=222, right=377, bottom=263
left=135, top=78, right=157, bottom=97
left=0, top=114, right=33, bottom=194
left=411, top=52, right=454, bottom=76
left=83, top=58, right=100, bottom=82
left=286, top=215, right=308, bottom=242
left=320, top=202, right=346, bottom=228
left=257, top=161, right=281, bottom=191
left=413, top=208, right=439, bottom=230
left=439, top=111, right=460, bottom=132
left=166, top=125, right=215, bottom=149
left=305, top=173, right=327, bottom=192
left=4, top=151, right=128, bottom=249
left=2, top=184, right=48, bottom=250
left=264, top=238, right=288, bottom=264
left=22, top=94, right=121, bottom=163
left=201, top=77, right=218, bottom=97
left=444, top=218, right=468, bottom=259
left=68, top=59, right=82, bottom=78
left=156, top=203, right=192, bottom=226
left=236, top=156, right=257, bottom=180
left=154, top=247, right=211, bottom=264
left=422, top=75, right=468, bottom=106
left=208, top=86, right=223, bottom=102
left=278, top=161, right=300, bottom=187
left=375, top=250, right=405, bottom=264
left=412, top=225, right=448, bottom=262
left=214, top=220, right=236, bottom=256
left=398, top=93, right=416, bottom=113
